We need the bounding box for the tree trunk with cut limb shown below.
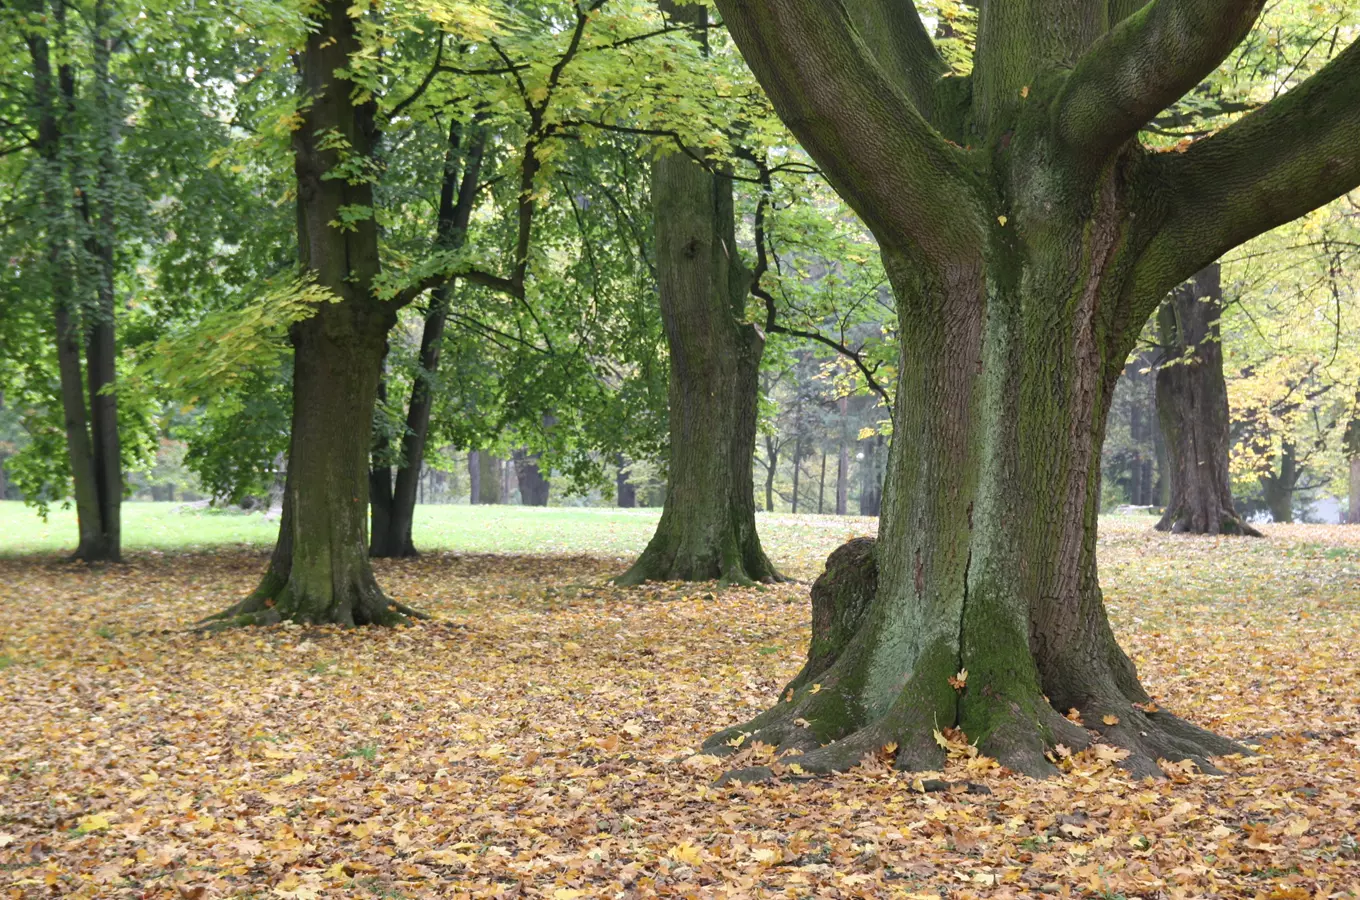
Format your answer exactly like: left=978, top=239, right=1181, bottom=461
left=616, top=0, right=780, bottom=586
left=513, top=449, right=550, bottom=506
left=708, top=0, right=1360, bottom=780
left=371, top=122, right=487, bottom=558
left=1259, top=440, right=1298, bottom=524
left=203, top=0, right=423, bottom=628
left=1154, top=264, right=1259, bottom=535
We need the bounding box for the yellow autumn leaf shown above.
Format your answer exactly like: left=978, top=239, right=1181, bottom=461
left=76, top=814, right=111, bottom=834
left=667, top=841, right=704, bottom=866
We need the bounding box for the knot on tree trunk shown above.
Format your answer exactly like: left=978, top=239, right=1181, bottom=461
left=785, top=537, right=877, bottom=694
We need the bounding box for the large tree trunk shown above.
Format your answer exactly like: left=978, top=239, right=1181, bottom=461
left=710, top=0, right=1359, bottom=783
left=617, top=0, right=777, bottom=585
left=618, top=153, right=778, bottom=578
left=204, top=0, right=420, bottom=628
left=763, top=436, right=779, bottom=512
left=1154, top=265, right=1259, bottom=535
left=467, top=450, right=481, bottom=504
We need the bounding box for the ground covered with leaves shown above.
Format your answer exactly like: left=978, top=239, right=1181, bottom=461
left=2, top=518, right=1358, bottom=899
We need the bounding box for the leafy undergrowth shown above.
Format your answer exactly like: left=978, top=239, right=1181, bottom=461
left=1, top=521, right=1358, bottom=899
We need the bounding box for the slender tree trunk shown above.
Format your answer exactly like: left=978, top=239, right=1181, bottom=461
left=1348, top=413, right=1360, bottom=524
left=28, top=6, right=120, bottom=561
left=764, top=437, right=779, bottom=512
left=858, top=434, right=883, bottom=516
left=204, top=0, right=420, bottom=628
left=817, top=451, right=827, bottom=514
left=1154, top=265, right=1259, bottom=535
left=367, top=374, right=395, bottom=556
left=1349, top=457, right=1360, bottom=525
left=374, top=123, right=487, bottom=557
left=468, top=451, right=481, bottom=504
left=512, top=449, right=550, bottom=506
left=836, top=396, right=849, bottom=515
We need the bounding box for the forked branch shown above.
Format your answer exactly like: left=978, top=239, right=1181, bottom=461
left=1057, top=0, right=1265, bottom=159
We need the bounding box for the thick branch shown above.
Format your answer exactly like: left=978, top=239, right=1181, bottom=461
left=840, top=0, right=948, bottom=118
left=1057, top=0, right=1264, bottom=159
left=1133, top=36, right=1360, bottom=303
left=712, top=0, right=985, bottom=269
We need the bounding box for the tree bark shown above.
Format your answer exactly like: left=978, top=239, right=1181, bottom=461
left=1348, top=414, right=1360, bottom=524
left=204, top=0, right=421, bottom=628
left=1154, top=265, right=1259, bottom=535
left=703, top=0, right=1338, bottom=779
left=512, top=449, right=550, bottom=506
left=617, top=0, right=779, bottom=586
left=763, top=436, right=779, bottom=513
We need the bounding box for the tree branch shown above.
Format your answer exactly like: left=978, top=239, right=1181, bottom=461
left=1057, top=0, right=1264, bottom=159
left=840, top=0, right=948, bottom=118
left=1133, top=35, right=1360, bottom=303
left=712, top=0, right=986, bottom=270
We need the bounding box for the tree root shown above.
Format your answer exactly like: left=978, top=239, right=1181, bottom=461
left=195, top=579, right=428, bottom=631
left=703, top=684, right=1248, bottom=787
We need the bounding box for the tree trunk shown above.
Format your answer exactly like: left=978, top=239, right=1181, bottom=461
left=1154, top=265, right=1259, bottom=535
left=367, top=374, right=395, bottom=556
left=817, top=450, right=827, bottom=514
left=836, top=396, right=849, bottom=515
left=764, top=437, right=779, bottom=512
left=617, top=56, right=779, bottom=584
left=468, top=450, right=481, bottom=504
left=1345, top=412, right=1359, bottom=524
left=615, top=454, right=637, bottom=507
left=1350, top=457, right=1360, bottom=525
left=1260, top=440, right=1297, bottom=524
left=708, top=0, right=1359, bottom=783
left=374, top=123, right=487, bottom=557
left=512, top=449, right=550, bottom=506
left=203, top=0, right=421, bottom=628
left=858, top=434, right=883, bottom=516
left=28, top=5, right=120, bottom=561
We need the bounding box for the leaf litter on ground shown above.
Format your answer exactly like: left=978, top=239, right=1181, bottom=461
left=0, top=518, right=1357, bottom=898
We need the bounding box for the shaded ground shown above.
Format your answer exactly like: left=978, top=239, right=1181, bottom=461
left=1, top=519, right=1358, bottom=898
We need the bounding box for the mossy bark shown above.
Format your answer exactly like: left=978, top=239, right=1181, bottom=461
left=203, top=0, right=422, bottom=628
left=618, top=0, right=778, bottom=586
left=700, top=0, right=1343, bottom=777
left=616, top=151, right=779, bottom=586
left=1154, top=265, right=1260, bottom=535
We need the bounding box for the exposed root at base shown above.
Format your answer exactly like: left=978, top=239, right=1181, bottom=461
left=703, top=690, right=1250, bottom=787
left=194, top=587, right=429, bottom=631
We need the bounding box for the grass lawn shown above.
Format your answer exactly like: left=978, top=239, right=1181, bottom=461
left=0, top=500, right=881, bottom=575
left=2, top=509, right=1358, bottom=897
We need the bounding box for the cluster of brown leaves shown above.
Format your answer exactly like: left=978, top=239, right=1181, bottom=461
left=1, top=520, right=1358, bottom=899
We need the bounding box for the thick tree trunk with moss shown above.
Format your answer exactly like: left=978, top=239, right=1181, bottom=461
left=204, top=0, right=420, bottom=628
left=1154, top=265, right=1259, bottom=535
left=513, top=449, right=550, bottom=506
left=619, top=1, right=778, bottom=586
left=710, top=0, right=1360, bottom=779
left=616, top=149, right=780, bottom=585
left=1348, top=414, right=1360, bottom=524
